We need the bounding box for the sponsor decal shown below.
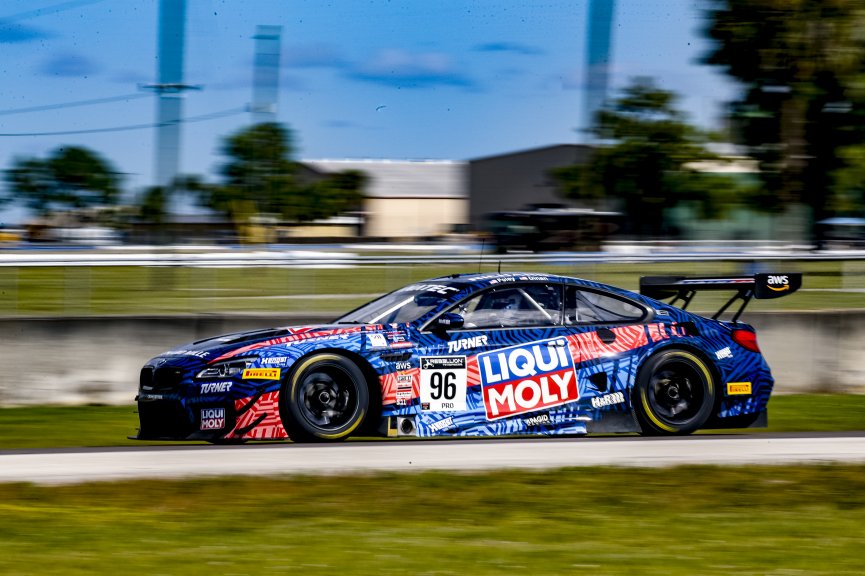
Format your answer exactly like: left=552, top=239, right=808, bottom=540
left=396, top=399, right=409, bottom=406
left=474, top=273, right=514, bottom=282
left=200, top=408, right=225, bottom=430
left=517, top=275, right=549, bottom=281
left=387, top=330, right=408, bottom=343
left=715, top=347, right=733, bottom=360
left=200, top=381, right=233, bottom=394
left=389, top=341, right=414, bottom=349
left=394, top=361, right=412, bottom=371
left=727, top=382, right=753, bottom=395
left=447, top=335, right=488, bottom=354
left=260, top=357, right=289, bottom=366
left=398, top=283, right=459, bottom=295
left=421, top=402, right=430, bottom=410
left=395, top=391, right=412, bottom=400
left=479, top=338, right=579, bottom=420
left=137, top=393, right=165, bottom=401
left=242, top=368, right=281, bottom=380
left=166, top=349, right=209, bottom=359
left=591, top=391, right=625, bottom=409
left=367, top=334, right=388, bottom=348
left=766, top=275, right=790, bottom=292
left=420, top=356, right=467, bottom=411
left=523, top=413, right=551, bottom=427
left=429, top=416, right=455, bottom=432
left=396, top=374, right=413, bottom=383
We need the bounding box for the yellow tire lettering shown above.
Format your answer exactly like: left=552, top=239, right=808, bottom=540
left=289, top=354, right=364, bottom=440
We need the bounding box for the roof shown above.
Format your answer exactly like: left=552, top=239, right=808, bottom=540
left=301, top=159, right=468, bottom=199
left=467, top=143, right=592, bottom=164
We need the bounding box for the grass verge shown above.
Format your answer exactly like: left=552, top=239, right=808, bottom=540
left=0, top=465, right=863, bottom=574
left=0, top=394, right=863, bottom=450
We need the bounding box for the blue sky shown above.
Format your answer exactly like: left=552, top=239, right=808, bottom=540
left=0, top=0, right=736, bottom=222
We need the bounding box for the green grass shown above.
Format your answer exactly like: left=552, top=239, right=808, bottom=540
left=0, top=260, right=863, bottom=316
left=0, top=465, right=863, bottom=574
left=0, top=394, right=862, bottom=450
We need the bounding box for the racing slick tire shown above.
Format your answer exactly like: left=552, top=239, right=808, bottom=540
left=279, top=353, right=369, bottom=443
left=633, top=349, right=716, bottom=436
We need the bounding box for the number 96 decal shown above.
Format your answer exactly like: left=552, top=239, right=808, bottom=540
left=420, top=356, right=467, bottom=411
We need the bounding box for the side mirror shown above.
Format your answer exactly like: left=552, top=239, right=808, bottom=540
left=433, top=312, right=464, bottom=332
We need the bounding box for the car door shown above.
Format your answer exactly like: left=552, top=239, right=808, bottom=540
left=561, top=284, right=651, bottom=411
left=418, top=281, right=579, bottom=422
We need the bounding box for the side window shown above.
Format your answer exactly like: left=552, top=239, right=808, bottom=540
left=564, top=286, right=645, bottom=324
left=451, top=283, right=563, bottom=329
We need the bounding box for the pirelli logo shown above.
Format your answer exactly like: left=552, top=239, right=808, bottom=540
left=242, top=368, right=281, bottom=380
left=726, top=382, right=752, bottom=395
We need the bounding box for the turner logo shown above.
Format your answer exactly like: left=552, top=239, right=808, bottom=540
left=478, top=338, right=579, bottom=420
left=766, top=275, right=789, bottom=291
left=448, top=335, right=488, bottom=354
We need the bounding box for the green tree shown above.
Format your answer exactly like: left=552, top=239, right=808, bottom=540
left=553, top=78, right=726, bottom=237
left=4, top=146, right=121, bottom=215
left=703, top=0, right=865, bottom=238
left=138, top=186, right=168, bottom=224
left=195, top=122, right=365, bottom=223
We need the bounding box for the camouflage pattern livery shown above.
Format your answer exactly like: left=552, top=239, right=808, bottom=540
left=136, top=272, right=792, bottom=442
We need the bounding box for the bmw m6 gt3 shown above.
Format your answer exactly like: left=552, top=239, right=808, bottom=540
left=135, top=271, right=800, bottom=442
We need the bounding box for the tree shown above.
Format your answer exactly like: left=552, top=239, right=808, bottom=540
left=139, top=186, right=168, bottom=224
left=553, top=78, right=726, bottom=237
left=703, top=0, right=865, bottom=238
left=4, top=146, right=121, bottom=215
left=195, top=122, right=365, bottom=223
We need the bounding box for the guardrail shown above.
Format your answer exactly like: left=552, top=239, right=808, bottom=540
left=2, top=247, right=865, bottom=267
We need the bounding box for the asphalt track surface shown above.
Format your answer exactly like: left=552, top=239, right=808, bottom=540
left=2, top=432, right=865, bottom=485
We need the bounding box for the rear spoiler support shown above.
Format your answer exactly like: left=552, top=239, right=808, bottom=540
left=639, top=273, right=802, bottom=322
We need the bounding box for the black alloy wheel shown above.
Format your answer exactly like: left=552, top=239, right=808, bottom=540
left=280, top=353, right=369, bottom=442
left=634, top=349, right=715, bottom=435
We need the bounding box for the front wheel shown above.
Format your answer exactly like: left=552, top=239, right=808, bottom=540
left=634, top=349, right=715, bottom=435
left=279, top=353, right=369, bottom=442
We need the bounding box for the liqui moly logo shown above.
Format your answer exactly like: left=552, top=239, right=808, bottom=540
left=200, top=408, right=225, bottom=430
left=478, top=338, right=579, bottom=420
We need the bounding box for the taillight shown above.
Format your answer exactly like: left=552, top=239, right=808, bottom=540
left=731, top=329, right=760, bottom=352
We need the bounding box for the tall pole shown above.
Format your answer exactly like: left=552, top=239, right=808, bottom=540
left=252, top=25, right=282, bottom=124
left=583, top=0, right=615, bottom=141
left=153, top=0, right=188, bottom=187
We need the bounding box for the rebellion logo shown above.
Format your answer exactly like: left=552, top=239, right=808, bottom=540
left=478, top=338, right=579, bottom=420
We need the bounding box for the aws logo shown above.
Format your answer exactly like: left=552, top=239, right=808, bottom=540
left=766, top=275, right=789, bottom=292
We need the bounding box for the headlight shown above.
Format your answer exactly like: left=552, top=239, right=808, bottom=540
left=195, top=358, right=256, bottom=379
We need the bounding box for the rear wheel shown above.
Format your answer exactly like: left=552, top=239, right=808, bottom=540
left=280, top=353, right=369, bottom=442
left=634, top=349, right=715, bottom=435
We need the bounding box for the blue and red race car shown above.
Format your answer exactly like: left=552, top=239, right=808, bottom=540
left=135, top=271, right=801, bottom=442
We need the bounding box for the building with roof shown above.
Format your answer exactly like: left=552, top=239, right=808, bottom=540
left=467, top=144, right=592, bottom=229
left=301, top=159, right=468, bottom=239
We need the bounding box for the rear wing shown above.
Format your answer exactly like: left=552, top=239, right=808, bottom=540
left=639, top=273, right=802, bottom=322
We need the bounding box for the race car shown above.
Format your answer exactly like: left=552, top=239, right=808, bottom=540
left=135, top=271, right=801, bottom=442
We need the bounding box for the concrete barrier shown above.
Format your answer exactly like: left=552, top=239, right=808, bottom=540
left=0, top=312, right=862, bottom=406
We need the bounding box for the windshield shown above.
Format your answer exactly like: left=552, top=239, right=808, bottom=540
left=337, top=282, right=462, bottom=324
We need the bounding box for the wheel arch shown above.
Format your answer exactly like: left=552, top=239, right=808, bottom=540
left=281, top=346, right=382, bottom=435
left=631, top=342, right=722, bottom=434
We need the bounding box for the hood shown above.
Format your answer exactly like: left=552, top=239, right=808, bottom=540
left=153, top=324, right=370, bottom=365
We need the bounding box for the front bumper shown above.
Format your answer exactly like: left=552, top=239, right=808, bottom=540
left=136, top=395, right=238, bottom=440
